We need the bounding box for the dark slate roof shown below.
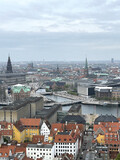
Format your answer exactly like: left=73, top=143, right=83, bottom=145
left=61, top=115, right=86, bottom=124
left=94, top=114, right=118, bottom=124
left=58, top=132, right=70, bottom=135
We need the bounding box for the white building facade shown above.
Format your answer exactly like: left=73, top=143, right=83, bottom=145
left=40, top=121, right=51, bottom=141
left=54, top=132, right=79, bottom=160
left=26, top=143, right=54, bottom=160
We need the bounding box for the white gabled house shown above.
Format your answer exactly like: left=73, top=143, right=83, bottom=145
left=40, top=120, right=51, bottom=141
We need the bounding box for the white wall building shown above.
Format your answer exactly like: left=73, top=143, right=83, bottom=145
left=40, top=120, right=51, bottom=141
left=26, top=143, right=54, bottom=160
left=54, top=132, right=79, bottom=160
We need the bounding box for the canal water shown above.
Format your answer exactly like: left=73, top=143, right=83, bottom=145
left=46, top=95, right=72, bottom=103
left=45, top=95, right=120, bottom=117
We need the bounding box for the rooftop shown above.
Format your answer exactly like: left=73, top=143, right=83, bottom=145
left=0, top=97, right=43, bottom=111
left=61, top=115, right=86, bottom=124
left=27, top=143, right=53, bottom=149
left=94, top=114, right=119, bottom=124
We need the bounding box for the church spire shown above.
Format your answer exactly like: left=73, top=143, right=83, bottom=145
left=84, top=58, right=88, bottom=77
left=6, top=56, right=13, bottom=73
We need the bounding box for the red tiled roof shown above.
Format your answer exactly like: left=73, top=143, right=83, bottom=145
left=32, top=135, right=44, bottom=144
left=0, top=129, right=13, bottom=136
left=0, top=145, right=16, bottom=157
left=20, top=118, right=41, bottom=127
left=0, top=121, right=12, bottom=129
left=55, top=134, right=76, bottom=143
left=51, top=123, right=84, bottom=135
left=61, top=153, right=73, bottom=160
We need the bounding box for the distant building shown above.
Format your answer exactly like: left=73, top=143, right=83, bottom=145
left=0, top=57, right=26, bottom=86
left=84, top=58, right=89, bottom=77
left=0, top=82, right=6, bottom=102
left=6, top=56, right=13, bottom=73
left=95, top=86, right=112, bottom=99
left=77, top=83, right=95, bottom=96
left=112, top=87, right=120, bottom=100
left=111, top=58, right=114, bottom=64
left=11, top=84, right=31, bottom=101
left=45, top=81, right=65, bottom=91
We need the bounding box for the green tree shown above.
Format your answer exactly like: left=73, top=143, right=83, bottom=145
left=116, top=153, right=120, bottom=160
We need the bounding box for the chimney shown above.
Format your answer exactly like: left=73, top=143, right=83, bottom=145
left=65, top=121, right=67, bottom=126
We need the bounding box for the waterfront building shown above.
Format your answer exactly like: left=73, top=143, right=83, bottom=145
left=26, top=143, right=54, bottom=160
left=77, top=83, right=95, bottom=96
left=112, top=87, right=120, bottom=100
left=95, top=86, right=112, bottom=99
left=13, top=118, right=42, bottom=143
left=11, top=84, right=31, bottom=101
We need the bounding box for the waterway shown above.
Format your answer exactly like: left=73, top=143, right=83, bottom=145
left=45, top=95, right=120, bottom=117
left=46, top=95, right=72, bottom=103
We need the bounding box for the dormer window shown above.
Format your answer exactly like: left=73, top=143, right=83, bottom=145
left=59, top=139, right=61, bottom=141
left=54, top=128, right=57, bottom=131
left=64, top=139, right=67, bottom=141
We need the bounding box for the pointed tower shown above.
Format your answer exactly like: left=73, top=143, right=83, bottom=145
left=57, top=65, right=60, bottom=74
left=6, top=56, right=13, bottom=73
left=84, top=58, right=88, bottom=77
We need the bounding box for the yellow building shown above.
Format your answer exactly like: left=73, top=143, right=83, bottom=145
left=13, top=118, right=42, bottom=143
left=96, top=134, right=105, bottom=145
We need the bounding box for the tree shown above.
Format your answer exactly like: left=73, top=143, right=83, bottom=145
left=116, top=153, right=120, bottom=160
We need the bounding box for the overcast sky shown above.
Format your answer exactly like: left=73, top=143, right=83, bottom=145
left=0, top=0, right=120, bottom=61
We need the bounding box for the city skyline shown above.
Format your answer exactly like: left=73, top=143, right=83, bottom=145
left=0, top=0, right=120, bottom=61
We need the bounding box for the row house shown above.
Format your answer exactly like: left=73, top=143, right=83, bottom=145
left=54, top=129, right=80, bottom=159
left=13, top=118, right=42, bottom=143
left=50, top=120, right=85, bottom=159
left=40, top=120, right=51, bottom=142
left=93, top=114, right=120, bottom=159
left=0, top=121, right=13, bottom=143
left=26, top=143, right=54, bottom=160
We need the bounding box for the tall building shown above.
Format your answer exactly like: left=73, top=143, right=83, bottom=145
left=0, top=57, right=26, bottom=86
left=111, top=58, right=114, bottom=64
left=6, top=56, right=13, bottom=73
left=84, top=58, right=89, bottom=77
